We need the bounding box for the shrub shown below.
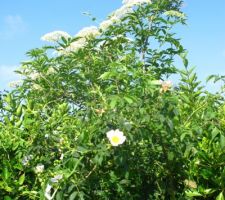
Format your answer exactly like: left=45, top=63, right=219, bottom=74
left=0, top=0, right=224, bottom=199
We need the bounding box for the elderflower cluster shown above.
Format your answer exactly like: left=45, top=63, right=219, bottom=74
left=59, top=38, right=87, bottom=54
left=41, top=31, right=71, bottom=42
left=35, top=164, right=44, bottom=173
left=99, top=5, right=131, bottom=32
left=46, top=67, right=56, bottom=75
left=99, top=16, right=118, bottom=31
left=22, top=155, right=33, bottom=166
left=111, top=5, right=132, bottom=19
left=164, top=10, right=186, bottom=19
left=32, top=84, right=42, bottom=91
left=58, top=26, right=100, bottom=54
left=100, top=0, right=151, bottom=32
left=8, top=80, right=23, bottom=88
left=75, top=26, right=100, bottom=38
left=122, top=0, right=151, bottom=7
left=28, top=72, right=41, bottom=80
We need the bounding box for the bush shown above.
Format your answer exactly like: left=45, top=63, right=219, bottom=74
left=0, top=0, right=224, bottom=199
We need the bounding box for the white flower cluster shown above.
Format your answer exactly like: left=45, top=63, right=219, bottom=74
left=122, top=0, right=151, bottom=7
left=35, top=164, right=44, bottom=173
left=42, top=0, right=151, bottom=52
left=41, top=31, right=71, bottom=42
left=46, top=67, right=56, bottom=75
left=63, top=38, right=87, bottom=53
left=164, top=10, right=186, bottom=19
left=8, top=80, right=23, bottom=88
left=75, top=26, right=100, bottom=38
left=32, top=84, right=42, bottom=91
left=22, top=155, right=33, bottom=166
left=99, top=5, right=131, bottom=32
left=112, top=5, right=132, bottom=19
left=99, top=16, right=118, bottom=31
left=99, top=0, right=151, bottom=32
left=56, top=26, right=100, bottom=55
left=28, top=72, right=41, bottom=80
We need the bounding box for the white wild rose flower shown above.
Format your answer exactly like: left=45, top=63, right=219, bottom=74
left=41, top=31, right=71, bottom=42
left=106, top=129, right=126, bottom=146
left=160, top=80, right=172, bottom=93
left=75, top=26, right=100, bottom=38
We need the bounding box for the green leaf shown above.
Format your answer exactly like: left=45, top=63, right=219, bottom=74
left=16, top=104, right=23, bottom=117
left=69, top=192, right=78, bottom=200
left=109, top=96, right=118, bottom=109
left=168, top=152, right=174, bottom=161
left=124, top=96, right=133, bottom=104
left=185, top=190, right=202, bottom=197
left=220, top=134, right=225, bottom=149
left=18, top=174, right=25, bottom=185
left=4, top=196, right=12, bottom=200
left=99, top=72, right=111, bottom=80
left=3, top=167, right=9, bottom=180
left=216, top=192, right=224, bottom=200
left=211, top=127, right=220, bottom=141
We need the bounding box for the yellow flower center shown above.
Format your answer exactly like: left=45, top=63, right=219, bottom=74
left=111, top=136, right=120, bottom=144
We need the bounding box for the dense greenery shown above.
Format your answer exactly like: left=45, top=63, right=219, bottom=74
left=0, top=0, right=224, bottom=199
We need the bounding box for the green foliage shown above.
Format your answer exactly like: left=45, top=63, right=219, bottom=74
left=0, top=0, right=224, bottom=199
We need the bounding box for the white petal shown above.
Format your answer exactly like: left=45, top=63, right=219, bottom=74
left=106, top=130, right=115, bottom=138
left=119, top=135, right=126, bottom=144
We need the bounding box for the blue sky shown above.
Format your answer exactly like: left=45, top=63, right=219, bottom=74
left=0, top=0, right=224, bottom=91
